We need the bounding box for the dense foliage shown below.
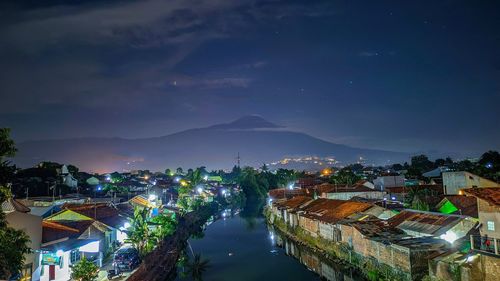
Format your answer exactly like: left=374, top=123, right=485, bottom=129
left=70, top=257, right=99, bottom=281
left=0, top=128, right=31, bottom=280
left=126, top=207, right=178, bottom=257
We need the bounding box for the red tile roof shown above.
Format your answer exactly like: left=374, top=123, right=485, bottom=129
left=463, top=187, right=500, bottom=207
left=299, top=199, right=373, bottom=224
left=274, top=196, right=312, bottom=210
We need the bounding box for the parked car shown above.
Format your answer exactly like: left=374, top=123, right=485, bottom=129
left=113, top=245, right=141, bottom=271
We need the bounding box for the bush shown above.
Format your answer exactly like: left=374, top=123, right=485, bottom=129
left=70, top=257, right=99, bottom=281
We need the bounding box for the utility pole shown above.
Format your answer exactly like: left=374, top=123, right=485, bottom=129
left=236, top=152, right=241, bottom=168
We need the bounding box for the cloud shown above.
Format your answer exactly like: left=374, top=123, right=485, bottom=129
left=0, top=0, right=337, bottom=115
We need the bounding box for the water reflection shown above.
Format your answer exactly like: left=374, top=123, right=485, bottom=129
left=174, top=201, right=364, bottom=281
left=269, top=227, right=365, bottom=281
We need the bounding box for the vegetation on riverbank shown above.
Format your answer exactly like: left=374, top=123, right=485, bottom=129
left=264, top=208, right=410, bottom=281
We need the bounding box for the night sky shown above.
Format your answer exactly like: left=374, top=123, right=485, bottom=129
left=1, top=0, right=499, bottom=157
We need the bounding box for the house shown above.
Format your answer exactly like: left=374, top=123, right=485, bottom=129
left=422, top=166, right=451, bottom=184
left=373, top=175, right=405, bottom=190
left=317, top=183, right=386, bottom=201
left=62, top=203, right=131, bottom=243
left=296, top=199, right=373, bottom=238
left=339, top=219, right=449, bottom=280
left=463, top=187, right=500, bottom=255
left=43, top=208, right=117, bottom=263
left=40, top=212, right=113, bottom=280
left=435, top=195, right=478, bottom=217
left=442, top=171, right=498, bottom=195
left=268, top=188, right=311, bottom=201
left=2, top=197, right=43, bottom=281
left=388, top=210, right=478, bottom=243
left=271, top=196, right=312, bottom=226
left=85, top=176, right=100, bottom=186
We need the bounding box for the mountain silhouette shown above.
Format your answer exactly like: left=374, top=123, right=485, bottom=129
left=14, top=116, right=408, bottom=173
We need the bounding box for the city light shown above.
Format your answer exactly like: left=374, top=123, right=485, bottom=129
left=79, top=241, right=100, bottom=253
left=175, top=177, right=180, bottom=182
left=124, top=222, right=131, bottom=229
left=197, top=187, right=203, bottom=194
left=148, top=194, right=157, bottom=201
left=440, top=231, right=458, bottom=244
left=203, top=175, right=209, bottom=181
left=56, top=250, right=64, bottom=257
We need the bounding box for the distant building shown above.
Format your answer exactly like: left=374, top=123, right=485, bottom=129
left=442, top=171, right=498, bottom=195
left=318, top=183, right=386, bottom=201
left=373, top=175, right=405, bottom=190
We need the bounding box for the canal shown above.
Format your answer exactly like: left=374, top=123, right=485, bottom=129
left=175, top=204, right=365, bottom=281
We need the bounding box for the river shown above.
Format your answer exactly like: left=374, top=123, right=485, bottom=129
left=175, top=204, right=365, bottom=281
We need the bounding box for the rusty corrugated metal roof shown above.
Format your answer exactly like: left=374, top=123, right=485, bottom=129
left=463, top=187, right=500, bottom=207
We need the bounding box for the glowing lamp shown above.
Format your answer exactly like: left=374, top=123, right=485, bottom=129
left=440, top=231, right=458, bottom=244
left=56, top=250, right=64, bottom=257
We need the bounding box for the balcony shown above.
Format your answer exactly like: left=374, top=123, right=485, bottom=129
left=470, top=235, right=500, bottom=256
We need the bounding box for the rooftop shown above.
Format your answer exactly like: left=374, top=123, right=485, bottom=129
left=463, top=187, right=500, bottom=207
left=1, top=198, right=31, bottom=213
left=388, top=210, right=469, bottom=236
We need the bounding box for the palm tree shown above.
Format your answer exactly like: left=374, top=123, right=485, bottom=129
left=186, top=253, right=210, bottom=281
left=125, top=207, right=156, bottom=257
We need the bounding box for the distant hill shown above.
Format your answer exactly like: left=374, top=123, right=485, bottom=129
left=14, top=116, right=409, bottom=173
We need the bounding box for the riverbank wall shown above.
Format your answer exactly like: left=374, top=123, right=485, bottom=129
left=127, top=203, right=218, bottom=281
left=264, top=207, right=412, bottom=281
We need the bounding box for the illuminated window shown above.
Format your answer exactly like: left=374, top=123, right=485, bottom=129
left=487, top=221, right=495, bottom=231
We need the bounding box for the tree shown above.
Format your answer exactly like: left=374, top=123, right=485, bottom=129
left=330, top=168, right=361, bottom=186
left=238, top=167, right=266, bottom=199
left=0, top=129, right=17, bottom=161
left=70, top=257, right=99, bottom=281
left=0, top=128, right=17, bottom=186
left=0, top=128, right=31, bottom=280
left=151, top=212, right=177, bottom=239
left=176, top=167, right=184, bottom=175
left=126, top=207, right=156, bottom=257
left=186, top=253, right=210, bottom=281
left=165, top=168, right=172, bottom=177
